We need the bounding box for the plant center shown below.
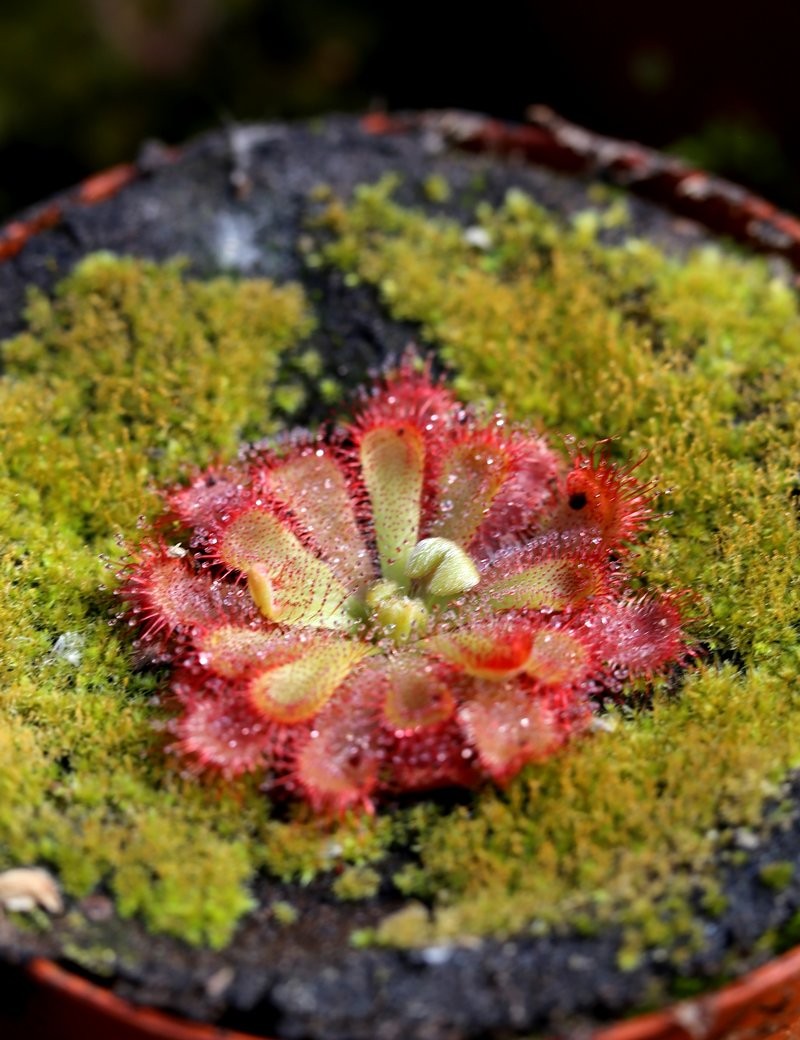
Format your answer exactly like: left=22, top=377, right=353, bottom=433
left=350, top=537, right=481, bottom=645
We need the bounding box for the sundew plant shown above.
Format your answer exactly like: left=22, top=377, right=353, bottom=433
left=122, top=359, right=686, bottom=814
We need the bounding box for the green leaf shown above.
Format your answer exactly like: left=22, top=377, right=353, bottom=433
left=219, top=508, right=352, bottom=628
left=359, top=424, right=424, bottom=584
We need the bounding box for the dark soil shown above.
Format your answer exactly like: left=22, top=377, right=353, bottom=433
left=1, top=114, right=797, bottom=1040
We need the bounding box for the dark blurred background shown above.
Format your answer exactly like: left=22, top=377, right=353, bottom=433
left=2, top=0, right=799, bottom=221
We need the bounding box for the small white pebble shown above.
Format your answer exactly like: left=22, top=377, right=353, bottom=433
left=0, top=868, right=63, bottom=914
left=463, top=226, right=492, bottom=250
left=420, top=945, right=453, bottom=966
left=213, top=212, right=261, bottom=272
left=205, top=966, right=235, bottom=1000
left=673, top=1000, right=713, bottom=1039
left=588, top=714, right=618, bottom=734
left=734, top=827, right=760, bottom=851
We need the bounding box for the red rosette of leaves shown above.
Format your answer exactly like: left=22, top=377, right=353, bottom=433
left=120, top=361, right=686, bottom=815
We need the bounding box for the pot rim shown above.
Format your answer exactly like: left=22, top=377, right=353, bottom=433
left=2, top=109, right=800, bottom=277
left=4, top=109, right=800, bottom=1040
left=22, top=942, right=800, bottom=1040
left=25, top=956, right=261, bottom=1040
left=594, top=944, right=800, bottom=1040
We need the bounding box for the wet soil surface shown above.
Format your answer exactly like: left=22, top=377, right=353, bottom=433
left=0, top=115, right=797, bottom=1039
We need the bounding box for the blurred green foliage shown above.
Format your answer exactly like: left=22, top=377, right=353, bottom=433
left=0, top=0, right=798, bottom=218
left=670, top=118, right=794, bottom=205
left=0, top=0, right=376, bottom=217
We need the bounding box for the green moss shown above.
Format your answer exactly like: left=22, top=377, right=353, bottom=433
left=270, top=900, right=300, bottom=926
left=273, top=381, right=307, bottom=415
left=310, top=178, right=800, bottom=956
left=616, top=947, right=645, bottom=973
left=669, top=976, right=713, bottom=999
left=332, top=865, right=382, bottom=901
left=571, top=196, right=630, bottom=239
left=0, top=255, right=314, bottom=947
left=759, top=861, right=795, bottom=892
left=700, top=886, right=729, bottom=918
left=61, top=941, right=117, bottom=976
left=257, top=811, right=397, bottom=885
left=7, top=174, right=800, bottom=969
left=423, top=174, right=451, bottom=204
left=777, top=910, right=800, bottom=952
left=365, top=901, right=430, bottom=947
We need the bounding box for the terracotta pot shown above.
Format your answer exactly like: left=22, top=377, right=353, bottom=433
left=0, top=947, right=799, bottom=1040
left=3, top=111, right=800, bottom=1040
left=0, top=958, right=258, bottom=1040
